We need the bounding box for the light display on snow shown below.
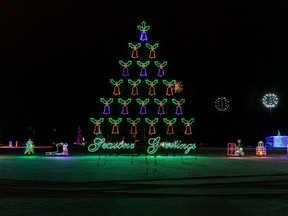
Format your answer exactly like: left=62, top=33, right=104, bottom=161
left=215, top=97, right=230, bottom=111
left=119, top=60, right=132, bottom=77
left=108, top=118, right=122, bottom=134
left=128, top=79, right=141, bottom=96
left=227, top=143, right=237, bottom=156
left=227, top=140, right=244, bottom=157
left=24, top=139, right=34, bottom=155
left=163, top=118, right=177, bottom=135
left=154, top=98, right=168, bottom=115
left=90, top=118, right=104, bottom=135
left=145, top=118, right=158, bottom=134
left=174, top=81, right=183, bottom=93
left=136, top=98, right=149, bottom=115
left=128, top=43, right=141, bottom=59
left=62, top=143, right=69, bottom=155
left=110, top=79, right=123, bottom=96
left=262, top=93, right=278, bottom=108
left=88, top=137, right=135, bottom=152
left=265, top=130, right=288, bottom=148
left=127, top=118, right=140, bottom=134
left=89, top=21, right=196, bottom=154
left=45, top=142, right=68, bottom=155
left=256, top=140, right=266, bottom=157
left=181, top=118, right=194, bottom=135
left=100, top=98, right=113, bottom=115
left=137, top=60, right=150, bottom=77
left=154, top=61, right=167, bottom=77
left=137, top=21, right=150, bottom=42
left=163, top=80, right=176, bottom=96
left=145, top=79, right=158, bottom=96
left=118, top=98, right=132, bottom=115
left=74, top=126, right=86, bottom=146
left=236, top=139, right=245, bottom=156
left=172, top=99, right=185, bottom=115
left=147, top=137, right=196, bottom=154
left=146, top=43, right=158, bottom=59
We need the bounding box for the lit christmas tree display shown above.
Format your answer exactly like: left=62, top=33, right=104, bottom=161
left=89, top=21, right=196, bottom=155
left=24, top=138, right=35, bottom=155
left=74, top=126, right=86, bottom=146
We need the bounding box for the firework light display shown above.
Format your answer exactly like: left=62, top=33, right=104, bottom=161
left=174, top=81, right=183, bottom=93
left=262, top=93, right=278, bottom=108
left=215, top=97, right=230, bottom=111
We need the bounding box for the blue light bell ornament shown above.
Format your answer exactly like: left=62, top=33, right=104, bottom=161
left=139, top=31, right=148, bottom=42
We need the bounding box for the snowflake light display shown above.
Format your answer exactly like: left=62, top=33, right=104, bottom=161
left=215, top=97, right=230, bottom=111
left=262, top=93, right=278, bottom=108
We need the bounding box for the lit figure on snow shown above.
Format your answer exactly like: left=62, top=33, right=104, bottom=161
left=24, top=138, right=34, bottom=155
left=108, top=118, right=122, bottom=134
left=45, top=142, right=69, bottom=156
left=145, top=118, right=158, bottom=135
left=137, top=21, right=150, bottom=42
left=119, top=60, right=132, bottom=77
left=110, top=79, right=123, bottom=96
left=128, top=79, right=141, bottom=96
left=128, top=43, right=141, bottom=59
left=145, top=79, right=158, bottom=96
left=137, top=60, right=150, bottom=77
left=258, top=140, right=264, bottom=146
left=136, top=98, right=150, bottom=115
left=163, top=80, right=176, bottom=96
left=118, top=98, right=132, bottom=115
left=74, top=126, right=86, bottom=146
left=236, top=139, right=245, bottom=156
left=90, top=118, right=104, bottom=135
left=62, top=142, right=69, bottom=155
left=127, top=118, right=141, bottom=135
left=227, top=143, right=237, bottom=156
left=154, top=61, right=168, bottom=77
left=100, top=98, right=114, bottom=115
left=256, top=140, right=266, bottom=157
left=181, top=118, right=194, bottom=135
left=146, top=43, right=158, bottom=59
left=163, top=118, right=177, bottom=135
left=172, top=99, right=185, bottom=115
left=154, top=98, right=167, bottom=115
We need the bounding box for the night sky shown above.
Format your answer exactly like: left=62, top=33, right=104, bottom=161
left=1, top=1, right=288, bottom=145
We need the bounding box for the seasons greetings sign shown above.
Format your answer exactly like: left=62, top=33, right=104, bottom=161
left=88, top=136, right=196, bottom=154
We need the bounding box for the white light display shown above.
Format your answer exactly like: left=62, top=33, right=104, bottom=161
left=215, top=97, right=230, bottom=111
left=262, top=93, right=278, bottom=108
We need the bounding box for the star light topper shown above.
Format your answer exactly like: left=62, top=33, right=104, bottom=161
left=174, top=81, right=183, bottom=93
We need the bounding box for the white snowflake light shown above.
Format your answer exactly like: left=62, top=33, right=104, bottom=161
left=262, top=93, right=278, bottom=108
left=215, top=97, right=230, bottom=111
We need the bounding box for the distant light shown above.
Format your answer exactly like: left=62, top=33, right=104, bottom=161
left=215, top=97, right=230, bottom=111
left=262, top=93, right=278, bottom=108
left=174, top=81, right=183, bottom=93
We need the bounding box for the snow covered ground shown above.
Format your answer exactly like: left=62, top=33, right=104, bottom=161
left=0, top=147, right=288, bottom=216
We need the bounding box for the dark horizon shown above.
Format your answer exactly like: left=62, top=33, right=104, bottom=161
left=1, top=1, right=288, bottom=146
